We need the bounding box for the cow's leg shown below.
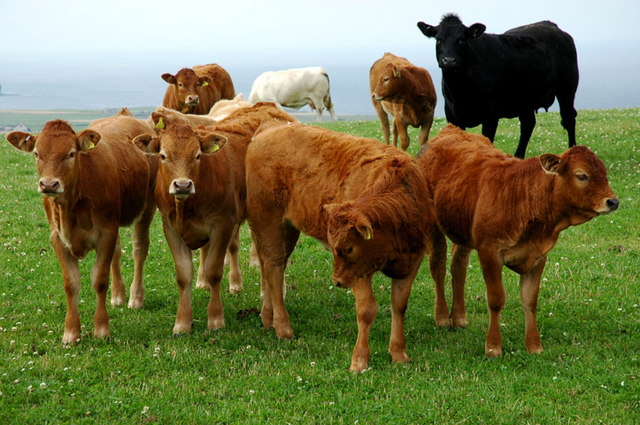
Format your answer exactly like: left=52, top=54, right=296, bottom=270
left=351, top=277, right=377, bottom=372
left=427, top=226, right=449, bottom=327
left=92, top=230, right=118, bottom=339
left=196, top=248, right=209, bottom=290
left=477, top=249, right=505, bottom=357
left=110, top=233, right=126, bottom=307
left=372, top=101, right=390, bottom=144
left=325, top=95, right=337, bottom=121
left=254, top=221, right=298, bottom=338
left=162, top=219, right=194, bottom=335
left=389, top=256, right=422, bottom=365
left=202, top=226, right=235, bottom=330
left=51, top=234, right=82, bottom=344
left=249, top=235, right=260, bottom=268
left=418, top=109, right=435, bottom=146
left=226, top=225, right=243, bottom=294
left=481, top=119, right=499, bottom=142
left=558, top=93, right=577, bottom=147
left=392, top=118, right=400, bottom=148
left=398, top=122, right=411, bottom=151
left=451, top=244, right=471, bottom=328
left=515, top=111, right=536, bottom=159
left=128, top=200, right=155, bottom=309
left=520, top=256, right=546, bottom=354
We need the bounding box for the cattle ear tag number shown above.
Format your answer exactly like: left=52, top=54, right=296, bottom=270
left=155, top=117, right=165, bottom=130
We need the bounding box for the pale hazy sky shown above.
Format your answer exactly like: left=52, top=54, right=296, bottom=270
left=2, top=0, right=639, bottom=62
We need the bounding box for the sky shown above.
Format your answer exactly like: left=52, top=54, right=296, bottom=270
left=1, top=0, right=639, bottom=114
left=2, top=0, right=639, bottom=65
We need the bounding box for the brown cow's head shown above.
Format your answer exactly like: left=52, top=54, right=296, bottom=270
left=324, top=202, right=385, bottom=288
left=162, top=68, right=212, bottom=113
left=372, top=64, right=411, bottom=103
left=133, top=124, right=226, bottom=200
left=6, top=120, right=100, bottom=198
left=540, top=145, right=619, bottom=223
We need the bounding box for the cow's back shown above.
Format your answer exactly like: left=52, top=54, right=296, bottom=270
left=86, top=115, right=153, bottom=226
left=248, top=123, right=430, bottom=241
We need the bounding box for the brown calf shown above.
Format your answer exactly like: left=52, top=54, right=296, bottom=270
left=162, top=63, right=236, bottom=115
left=246, top=123, right=445, bottom=372
left=417, top=125, right=619, bottom=356
left=134, top=103, right=295, bottom=334
left=6, top=109, right=157, bottom=344
left=370, top=52, right=437, bottom=151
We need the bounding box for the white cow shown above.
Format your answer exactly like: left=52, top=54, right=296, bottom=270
left=248, top=66, right=337, bottom=121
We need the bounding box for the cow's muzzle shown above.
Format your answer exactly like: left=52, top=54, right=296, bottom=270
left=38, top=178, right=63, bottom=196
left=439, top=56, right=458, bottom=69
left=170, top=178, right=195, bottom=199
left=601, top=197, right=620, bottom=213
left=185, top=95, right=199, bottom=106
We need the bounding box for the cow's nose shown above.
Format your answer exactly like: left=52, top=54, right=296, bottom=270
left=186, top=95, right=199, bottom=105
left=38, top=178, right=62, bottom=195
left=606, top=198, right=620, bottom=211
left=440, top=57, right=457, bottom=68
left=170, top=179, right=194, bottom=198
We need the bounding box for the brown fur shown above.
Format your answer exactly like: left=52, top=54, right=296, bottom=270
left=6, top=110, right=157, bottom=344
left=417, top=124, right=619, bottom=356
left=162, top=64, right=236, bottom=114
left=246, top=123, right=445, bottom=372
left=133, top=103, right=295, bottom=335
left=370, top=52, right=437, bottom=150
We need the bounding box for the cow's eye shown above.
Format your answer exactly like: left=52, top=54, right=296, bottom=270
left=68, top=151, right=75, bottom=159
left=457, top=39, right=464, bottom=46
left=178, top=83, right=183, bottom=88
left=33, top=151, right=39, bottom=159
left=196, top=152, right=201, bottom=160
left=160, top=153, right=167, bottom=161
left=342, top=246, right=353, bottom=256
left=576, top=173, right=589, bottom=182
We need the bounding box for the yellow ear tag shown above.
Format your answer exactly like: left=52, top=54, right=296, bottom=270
left=211, top=143, right=220, bottom=153
left=364, top=229, right=372, bottom=240
left=88, top=142, right=95, bottom=150
left=155, top=117, right=165, bottom=130
left=201, top=81, right=209, bottom=87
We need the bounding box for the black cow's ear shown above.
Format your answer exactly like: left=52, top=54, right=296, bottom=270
left=417, top=22, right=438, bottom=38
left=467, top=23, right=486, bottom=38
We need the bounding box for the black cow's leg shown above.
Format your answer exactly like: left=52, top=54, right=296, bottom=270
left=481, top=120, right=498, bottom=142
left=515, top=111, right=536, bottom=159
left=558, top=94, right=577, bottom=147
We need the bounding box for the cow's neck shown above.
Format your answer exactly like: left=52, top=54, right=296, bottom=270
left=173, top=198, right=186, bottom=234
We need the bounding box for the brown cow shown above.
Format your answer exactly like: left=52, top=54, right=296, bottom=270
left=417, top=124, right=619, bottom=356
left=162, top=63, right=236, bottom=115
left=148, top=94, right=253, bottom=131
left=6, top=109, right=157, bottom=344
left=370, top=52, right=437, bottom=151
left=246, top=123, right=446, bottom=372
left=134, top=103, right=295, bottom=335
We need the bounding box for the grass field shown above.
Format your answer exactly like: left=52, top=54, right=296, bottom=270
left=0, top=109, right=639, bottom=424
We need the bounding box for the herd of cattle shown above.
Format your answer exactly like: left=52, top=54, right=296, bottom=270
left=5, top=14, right=620, bottom=372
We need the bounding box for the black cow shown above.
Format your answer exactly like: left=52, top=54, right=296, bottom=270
left=417, top=14, right=579, bottom=158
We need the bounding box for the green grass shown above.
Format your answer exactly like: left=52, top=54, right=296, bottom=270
left=1, top=109, right=639, bottom=424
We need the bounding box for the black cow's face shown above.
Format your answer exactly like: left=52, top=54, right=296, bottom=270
left=418, top=15, right=486, bottom=71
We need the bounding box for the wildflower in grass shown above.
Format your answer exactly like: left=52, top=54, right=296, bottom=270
left=40, top=382, right=46, bottom=390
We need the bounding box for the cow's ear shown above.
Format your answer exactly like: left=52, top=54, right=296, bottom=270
left=132, top=133, right=160, bottom=154
left=151, top=112, right=166, bottom=131
left=198, top=76, right=212, bottom=87
left=77, top=129, right=101, bottom=152
left=392, top=65, right=402, bottom=78
left=417, top=21, right=438, bottom=38
left=162, top=73, right=176, bottom=85
left=200, top=133, right=227, bottom=154
left=467, top=23, right=486, bottom=39
left=355, top=216, right=373, bottom=241
left=6, top=131, right=37, bottom=152
left=540, top=153, right=563, bottom=175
